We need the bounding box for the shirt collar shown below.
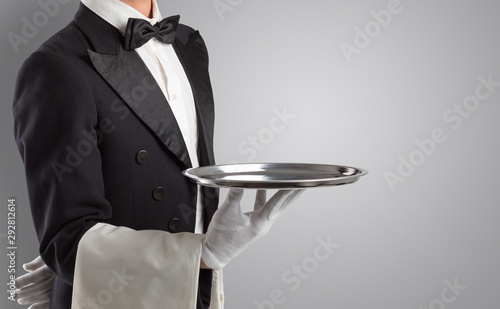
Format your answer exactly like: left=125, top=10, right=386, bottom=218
left=81, top=0, right=162, bottom=35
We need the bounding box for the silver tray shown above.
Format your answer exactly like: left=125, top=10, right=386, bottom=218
left=182, top=163, right=368, bottom=189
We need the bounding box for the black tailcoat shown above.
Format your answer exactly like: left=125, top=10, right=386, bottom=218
left=13, top=3, right=219, bottom=308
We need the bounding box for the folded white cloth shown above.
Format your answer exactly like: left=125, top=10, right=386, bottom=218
left=72, top=223, right=224, bottom=309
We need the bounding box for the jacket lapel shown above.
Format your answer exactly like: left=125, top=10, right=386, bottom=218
left=74, top=3, right=192, bottom=168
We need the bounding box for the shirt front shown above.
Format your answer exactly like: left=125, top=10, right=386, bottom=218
left=81, top=0, right=204, bottom=233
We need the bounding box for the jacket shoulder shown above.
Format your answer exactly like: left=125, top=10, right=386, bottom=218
left=18, top=20, right=90, bottom=88
left=15, top=25, right=93, bottom=113
left=177, top=24, right=202, bottom=44
left=35, top=21, right=89, bottom=57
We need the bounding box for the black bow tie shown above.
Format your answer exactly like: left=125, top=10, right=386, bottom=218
left=124, top=15, right=180, bottom=50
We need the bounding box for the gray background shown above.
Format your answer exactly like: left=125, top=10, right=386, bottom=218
left=1, top=0, right=499, bottom=308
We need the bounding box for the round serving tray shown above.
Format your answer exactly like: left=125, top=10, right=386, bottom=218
left=182, top=163, right=368, bottom=189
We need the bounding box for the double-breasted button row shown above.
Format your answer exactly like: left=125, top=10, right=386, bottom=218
left=133, top=149, right=181, bottom=232
left=135, top=150, right=165, bottom=201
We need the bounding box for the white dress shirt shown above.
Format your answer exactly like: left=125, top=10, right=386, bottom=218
left=81, top=0, right=204, bottom=233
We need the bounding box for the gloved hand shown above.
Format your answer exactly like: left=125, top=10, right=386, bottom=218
left=15, top=256, right=54, bottom=309
left=202, top=188, right=304, bottom=270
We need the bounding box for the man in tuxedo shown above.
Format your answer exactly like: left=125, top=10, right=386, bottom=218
left=13, top=0, right=303, bottom=308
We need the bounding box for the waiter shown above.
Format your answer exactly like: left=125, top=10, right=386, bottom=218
left=13, top=0, right=303, bottom=308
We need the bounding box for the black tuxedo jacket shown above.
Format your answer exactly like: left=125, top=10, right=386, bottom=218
left=13, top=3, right=219, bottom=308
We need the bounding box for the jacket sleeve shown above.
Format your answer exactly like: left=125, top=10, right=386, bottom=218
left=13, top=49, right=112, bottom=285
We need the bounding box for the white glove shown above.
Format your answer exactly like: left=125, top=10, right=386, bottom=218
left=202, top=188, right=304, bottom=270
left=15, top=256, right=54, bottom=309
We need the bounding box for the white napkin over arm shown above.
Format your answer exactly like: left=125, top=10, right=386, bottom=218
left=72, top=223, right=224, bottom=309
